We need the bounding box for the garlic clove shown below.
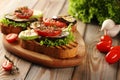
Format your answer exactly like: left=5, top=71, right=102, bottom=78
left=106, top=25, right=120, bottom=37
left=101, top=19, right=115, bottom=31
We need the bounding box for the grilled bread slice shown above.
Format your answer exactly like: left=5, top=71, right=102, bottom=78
left=20, top=39, right=78, bottom=59
left=1, top=24, right=24, bottom=34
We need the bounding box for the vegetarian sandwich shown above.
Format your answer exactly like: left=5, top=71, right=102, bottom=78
left=0, top=6, right=43, bottom=34
left=18, top=15, right=78, bottom=59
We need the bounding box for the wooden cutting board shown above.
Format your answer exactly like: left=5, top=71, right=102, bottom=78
left=2, top=30, right=86, bottom=68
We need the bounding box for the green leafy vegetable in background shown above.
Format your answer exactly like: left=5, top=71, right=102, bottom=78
left=68, top=0, right=120, bottom=25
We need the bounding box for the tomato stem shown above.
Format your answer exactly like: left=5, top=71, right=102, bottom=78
left=4, top=55, right=13, bottom=64
left=4, top=55, right=19, bottom=73
left=104, top=30, right=107, bottom=35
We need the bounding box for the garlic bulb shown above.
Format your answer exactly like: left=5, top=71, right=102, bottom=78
left=100, top=19, right=120, bottom=37
left=101, top=19, right=115, bottom=31
left=106, top=25, right=120, bottom=37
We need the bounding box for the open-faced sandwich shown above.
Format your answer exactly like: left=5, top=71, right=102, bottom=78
left=18, top=15, right=78, bottom=59
left=0, top=6, right=43, bottom=34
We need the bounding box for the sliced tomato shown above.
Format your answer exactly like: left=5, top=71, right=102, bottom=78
left=2, top=61, right=13, bottom=71
left=14, top=7, right=33, bottom=19
left=6, top=33, right=18, bottom=43
left=43, top=18, right=52, bottom=26
left=34, top=27, right=62, bottom=37
left=55, top=21, right=67, bottom=28
left=43, top=18, right=67, bottom=28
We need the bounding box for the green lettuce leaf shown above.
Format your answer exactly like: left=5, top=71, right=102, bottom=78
left=68, top=0, right=120, bottom=25
left=39, top=32, right=75, bottom=47
left=0, top=18, right=30, bottom=28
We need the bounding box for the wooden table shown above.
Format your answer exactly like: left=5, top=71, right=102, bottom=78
left=0, top=0, right=120, bottom=80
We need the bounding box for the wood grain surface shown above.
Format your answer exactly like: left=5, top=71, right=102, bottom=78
left=0, top=0, right=120, bottom=80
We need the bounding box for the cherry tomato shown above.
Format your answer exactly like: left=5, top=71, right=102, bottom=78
left=43, top=18, right=67, bottom=28
left=14, top=7, right=33, bottom=19
left=96, top=41, right=111, bottom=53
left=6, top=33, right=18, bottom=43
left=2, top=61, right=13, bottom=71
left=110, top=46, right=120, bottom=51
left=110, top=46, right=120, bottom=58
left=105, top=50, right=120, bottom=64
left=34, top=28, right=62, bottom=37
left=100, top=35, right=112, bottom=44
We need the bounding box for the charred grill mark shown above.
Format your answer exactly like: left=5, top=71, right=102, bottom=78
left=55, top=46, right=62, bottom=49
left=55, top=41, right=78, bottom=50
left=59, top=45, right=67, bottom=50
left=69, top=41, right=78, bottom=47
left=65, top=44, right=73, bottom=49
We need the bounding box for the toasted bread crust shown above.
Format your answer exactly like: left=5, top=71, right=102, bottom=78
left=20, top=40, right=78, bottom=59
left=0, top=24, right=24, bottom=34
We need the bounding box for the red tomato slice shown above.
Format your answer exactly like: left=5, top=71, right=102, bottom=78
left=6, top=33, right=18, bottom=43
left=55, top=21, right=67, bottom=28
left=14, top=7, right=33, bottom=19
left=2, top=61, right=13, bottom=71
left=105, top=50, right=120, bottom=64
left=34, top=28, right=62, bottom=37
left=43, top=18, right=67, bottom=28
left=43, top=18, right=52, bottom=26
